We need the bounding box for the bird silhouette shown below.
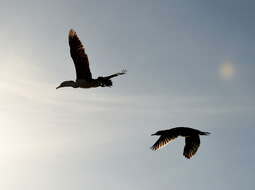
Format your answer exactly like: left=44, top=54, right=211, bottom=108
left=151, top=127, right=210, bottom=159
left=56, top=29, right=126, bottom=89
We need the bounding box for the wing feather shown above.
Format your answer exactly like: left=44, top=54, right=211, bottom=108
left=183, top=135, right=200, bottom=159
left=68, top=29, right=92, bottom=80
left=151, top=134, right=178, bottom=151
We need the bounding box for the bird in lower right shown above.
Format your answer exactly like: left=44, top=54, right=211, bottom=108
left=151, top=127, right=210, bottom=159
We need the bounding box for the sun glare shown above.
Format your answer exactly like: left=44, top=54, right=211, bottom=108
left=219, top=61, right=235, bottom=79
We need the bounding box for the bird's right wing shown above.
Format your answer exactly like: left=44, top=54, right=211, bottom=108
left=151, top=134, right=178, bottom=151
left=69, top=29, right=92, bottom=80
left=183, top=135, right=200, bottom=159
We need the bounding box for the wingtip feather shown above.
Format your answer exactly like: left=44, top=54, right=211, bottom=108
left=69, top=29, right=76, bottom=37
left=150, top=146, right=157, bottom=151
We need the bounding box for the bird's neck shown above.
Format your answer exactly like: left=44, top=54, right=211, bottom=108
left=64, top=81, right=79, bottom=88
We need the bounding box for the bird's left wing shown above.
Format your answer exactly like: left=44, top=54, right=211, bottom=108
left=183, top=135, right=200, bottom=159
left=151, top=134, right=178, bottom=151
left=69, top=29, right=92, bottom=80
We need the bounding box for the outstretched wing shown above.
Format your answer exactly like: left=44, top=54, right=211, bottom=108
left=183, top=135, right=200, bottom=159
left=151, top=134, right=178, bottom=151
left=69, top=29, right=92, bottom=80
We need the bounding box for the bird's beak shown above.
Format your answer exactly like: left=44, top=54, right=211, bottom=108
left=151, top=133, right=156, bottom=136
left=56, top=85, right=61, bottom=89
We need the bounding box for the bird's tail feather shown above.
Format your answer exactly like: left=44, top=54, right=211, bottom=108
left=200, top=131, right=210, bottom=135
left=105, top=69, right=127, bottom=79
left=98, top=77, right=113, bottom=87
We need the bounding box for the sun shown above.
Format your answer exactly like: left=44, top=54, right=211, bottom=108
left=219, top=61, right=235, bottom=79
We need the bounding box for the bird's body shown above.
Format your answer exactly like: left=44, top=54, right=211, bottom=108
left=151, top=127, right=210, bottom=159
left=57, top=29, right=126, bottom=89
left=76, top=79, right=101, bottom=88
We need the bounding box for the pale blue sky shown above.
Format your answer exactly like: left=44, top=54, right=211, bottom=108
left=0, top=0, right=254, bottom=190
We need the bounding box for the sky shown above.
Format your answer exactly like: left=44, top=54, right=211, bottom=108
left=0, top=0, right=254, bottom=189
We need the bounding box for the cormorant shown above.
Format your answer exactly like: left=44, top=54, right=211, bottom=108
left=57, top=29, right=126, bottom=89
left=151, top=127, right=210, bottom=159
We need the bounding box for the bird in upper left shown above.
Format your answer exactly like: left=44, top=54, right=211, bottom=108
left=56, top=29, right=126, bottom=89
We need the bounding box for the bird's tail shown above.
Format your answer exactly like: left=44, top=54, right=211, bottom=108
left=97, top=70, right=126, bottom=87
left=98, top=77, right=113, bottom=87
left=199, top=131, right=210, bottom=136
left=105, top=69, right=127, bottom=80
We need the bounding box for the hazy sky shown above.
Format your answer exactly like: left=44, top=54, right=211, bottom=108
left=0, top=0, right=254, bottom=189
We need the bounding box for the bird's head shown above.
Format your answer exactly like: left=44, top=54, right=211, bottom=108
left=56, top=81, right=78, bottom=89
left=151, top=131, right=163, bottom=136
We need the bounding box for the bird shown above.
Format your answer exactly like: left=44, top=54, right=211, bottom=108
left=151, top=127, right=210, bottom=159
left=56, top=29, right=126, bottom=89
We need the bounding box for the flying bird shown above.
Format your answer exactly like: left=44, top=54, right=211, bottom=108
left=151, top=127, right=210, bottom=159
left=56, top=29, right=126, bottom=89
